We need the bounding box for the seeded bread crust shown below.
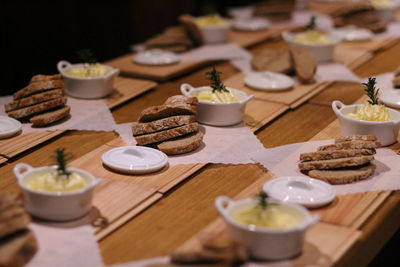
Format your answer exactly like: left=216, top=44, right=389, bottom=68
left=251, top=50, right=293, bottom=73
left=7, top=97, right=67, bottom=119
left=30, top=74, right=62, bottom=83
left=308, top=164, right=376, bottom=184
left=0, top=230, right=37, bottom=267
left=289, top=45, right=317, bottom=84
left=298, top=155, right=374, bottom=171
left=318, top=140, right=381, bottom=151
left=14, top=80, right=64, bottom=100
left=300, top=149, right=375, bottom=162
left=135, top=123, right=199, bottom=145
left=335, top=135, right=377, bottom=143
left=158, top=131, right=204, bottom=155
left=132, top=115, right=196, bottom=136
left=30, top=106, right=71, bottom=126
left=5, top=89, right=64, bottom=112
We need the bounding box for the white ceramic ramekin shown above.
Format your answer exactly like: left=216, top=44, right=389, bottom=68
left=282, top=31, right=341, bottom=63
left=197, top=20, right=231, bottom=44
left=57, top=60, right=119, bottom=99
left=332, top=100, right=400, bottom=146
left=14, top=163, right=100, bottom=221
left=215, top=196, right=319, bottom=260
left=180, top=83, right=253, bottom=126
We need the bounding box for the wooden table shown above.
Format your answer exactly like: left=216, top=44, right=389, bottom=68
left=1, top=38, right=400, bottom=266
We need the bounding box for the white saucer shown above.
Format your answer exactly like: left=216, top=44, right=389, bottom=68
left=263, top=176, right=336, bottom=208
left=244, top=71, right=294, bottom=91
left=0, top=116, right=21, bottom=139
left=101, top=146, right=168, bottom=174
left=332, top=27, right=373, bottom=42
left=133, top=49, right=180, bottom=65
left=232, top=17, right=269, bottom=31
left=380, top=89, right=400, bottom=109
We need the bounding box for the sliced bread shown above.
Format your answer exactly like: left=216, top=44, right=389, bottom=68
left=308, top=164, right=376, bottom=184
left=251, top=50, right=293, bottom=73
left=7, top=97, right=67, bottom=119
left=289, top=45, right=317, bottom=84
left=135, top=122, right=199, bottom=145
left=335, top=135, right=377, bottom=143
left=0, top=230, right=37, bottom=267
left=132, top=115, right=196, bottom=136
left=30, top=74, right=62, bottom=83
left=158, top=131, right=204, bottom=155
left=318, top=140, right=381, bottom=151
left=14, top=80, right=64, bottom=99
left=30, top=106, right=71, bottom=126
left=300, top=149, right=375, bottom=162
left=5, top=89, right=64, bottom=112
left=298, top=155, right=374, bottom=171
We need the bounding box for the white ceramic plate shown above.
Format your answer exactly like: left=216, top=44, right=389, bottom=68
left=0, top=116, right=21, bottom=139
left=380, top=89, right=400, bottom=109
left=332, top=27, right=373, bottom=42
left=101, top=146, right=168, bottom=174
left=263, top=176, right=336, bottom=208
left=232, top=17, right=269, bottom=31
left=244, top=71, right=294, bottom=91
left=133, top=49, right=180, bottom=65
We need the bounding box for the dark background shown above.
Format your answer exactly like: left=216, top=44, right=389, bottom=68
left=1, top=0, right=259, bottom=95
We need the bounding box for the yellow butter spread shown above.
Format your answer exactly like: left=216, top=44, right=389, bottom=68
left=231, top=203, right=302, bottom=229
left=26, top=169, right=89, bottom=193
left=196, top=90, right=238, bottom=103
left=293, top=30, right=332, bottom=45
left=68, top=63, right=109, bottom=78
left=371, top=0, right=392, bottom=8
left=347, top=103, right=391, bottom=122
left=196, top=14, right=227, bottom=27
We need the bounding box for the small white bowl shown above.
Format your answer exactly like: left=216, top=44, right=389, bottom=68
left=232, top=17, right=269, bottom=31
left=244, top=71, right=294, bottom=91
left=133, top=49, right=180, bottom=66
left=215, top=196, right=319, bottom=260
left=0, top=116, right=21, bottom=139
left=57, top=60, right=119, bottom=99
left=180, top=83, right=253, bottom=126
left=332, top=26, right=373, bottom=42
left=14, top=163, right=100, bottom=221
left=282, top=31, right=341, bottom=63
left=374, top=1, right=400, bottom=22
left=332, top=100, right=400, bottom=146
left=196, top=18, right=231, bottom=44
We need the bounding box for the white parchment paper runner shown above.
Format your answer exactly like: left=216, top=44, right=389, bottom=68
left=250, top=140, right=400, bottom=195
left=0, top=96, right=117, bottom=133
left=27, top=221, right=104, bottom=267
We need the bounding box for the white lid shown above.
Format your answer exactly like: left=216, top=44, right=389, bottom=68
left=0, top=116, right=22, bottom=139
left=332, top=26, right=373, bottom=42
left=101, top=146, right=168, bottom=174
left=133, top=49, right=180, bottom=65
left=263, top=176, right=336, bottom=208
left=232, top=17, right=269, bottom=31
left=380, top=89, right=400, bottom=109
left=244, top=71, right=294, bottom=91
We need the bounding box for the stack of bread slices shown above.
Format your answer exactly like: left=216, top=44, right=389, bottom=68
left=132, top=95, right=204, bottom=155
left=0, top=194, right=37, bottom=267
left=299, top=135, right=380, bottom=184
left=5, top=74, right=70, bottom=126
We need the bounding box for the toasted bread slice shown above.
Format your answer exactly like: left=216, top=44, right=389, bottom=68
left=7, top=97, right=67, bottom=119
left=14, top=80, right=64, bottom=100
left=298, top=155, right=374, bottom=171
left=30, top=74, right=62, bottom=83
left=5, top=89, right=64, bottom=112
left=335, top=135, right=377, bottom=143
left=318, top=140, right=381, bottom=151
left=138, top=96, right=198, bottom=122
left=132, top=115, right=196, bottom=136
left=30, top=106, right=70, bottom=126
left=158, top=131, right=203, bottom=155
left=289, top=45, right=317, bottom=84
left=0, top=230, right=37, bottom=267
left=179, top=15, right=203, bottom=46
left=300, top=149, right=375, bottom=162
left=308, top=164, right=376, bottom=184
left=251, top=50, right=293, bottom=73
left=0, top=210, right=30, bottom=240
left=135, top=123, right=199, bottom=145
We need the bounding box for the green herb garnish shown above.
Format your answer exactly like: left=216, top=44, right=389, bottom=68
left=257, top=191, right=270, bottom=210
left=77, top=49, right=97, bottom=65
left=362, top=77, right=380, bottom=105
left=54, top=148, right=71, bottom=178
left=305, top=16, right=317, bottom=30
left=205, top=67, right=229, bottom=93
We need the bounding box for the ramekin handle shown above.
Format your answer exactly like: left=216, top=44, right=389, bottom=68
left=331, top=100, right=344, bottom=116
left=215, top=196, right=231, bottom=216
left=57, top=60, right=72, bottom=73
left=13, top=163, right=33, bottom=182
left=180, top=83, right=194, bottom=96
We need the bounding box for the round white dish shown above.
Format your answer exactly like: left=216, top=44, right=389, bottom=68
left=57, top=60, right=119, bottom=99
left=282, top=31, right=341, bottom=63
left=133, top=49, right=180, bottom=65
left=380, top=90, right=400, bottom=109
left=180, top=84, right=253, bottom=126
left=13, top=163, right=100, bottom=221
left=244, top=71, right=294, bottom=91
left=102, top=146, right=168, bottom=174
left=332, top=27, right=373, bottom=42
left=196, top=18, right=231, bottom=44
left=232, top=17, right=269, bottom=31
left=263, top=176, right=336, bottom=208
left=332, top=100, right=400, bottom=146
left=215, top=196, right=319, bottom=260
left=0, top=116, right=21, bottom=139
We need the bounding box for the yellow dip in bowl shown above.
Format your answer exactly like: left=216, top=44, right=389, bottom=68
left=196, top=14, right=228, bottom=27
left=293, top=30, right=333, bottom=45
left=196, top=90, right=238, bottom=103
left=67, top=63, right=109, bottom=78
left=347, top=103, right=391, bottom=122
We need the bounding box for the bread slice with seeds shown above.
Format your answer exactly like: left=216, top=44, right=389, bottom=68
left=318, top=140, right=381, bottom=151
left=158, top=131, right=204, bottom=155
left=298, top=155, right=374, bottom=171
left=132, top=115, right=196, bottom=136
left=300, top=149, right=375, bottom=162
left=335, top=135, right=377, bottom=143
left=135, top=122, right=199, bottom=145
left=30, top=106, right=71, bottom=126
left=308, top=164, right=376, bottom=184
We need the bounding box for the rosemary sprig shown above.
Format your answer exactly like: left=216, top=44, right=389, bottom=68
left=305, top=16, right=317, bottom=30
left=54, top=148, right=71, bottom=178
left=205, top=67, right=229, bottom=93
left=362, top=77, right=380, bottom=105
left=77, top=49, right=97, bottom=65
left=257, top=191, right=270, bottom=210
